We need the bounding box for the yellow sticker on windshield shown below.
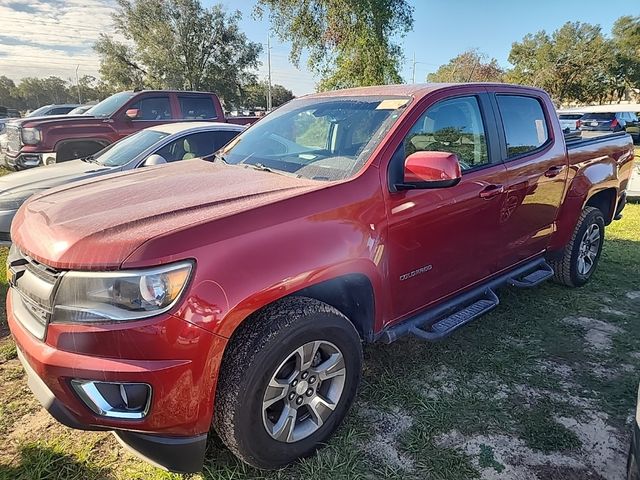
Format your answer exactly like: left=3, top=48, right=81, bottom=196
left=376, top=99, right=409, bottom=110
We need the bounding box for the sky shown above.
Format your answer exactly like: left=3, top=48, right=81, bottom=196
left=0, top=0, right=637, bottom=97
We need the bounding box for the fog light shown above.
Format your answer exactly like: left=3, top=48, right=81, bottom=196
left=71, top=380, right=152, bottom=419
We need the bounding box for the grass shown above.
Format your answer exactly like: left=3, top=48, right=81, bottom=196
left=0, top=152, right=639, bottom=479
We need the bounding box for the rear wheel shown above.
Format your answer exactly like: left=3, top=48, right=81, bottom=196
left=213, top=297, right=362, bottom=469
left=549, top=206, right=605, bottom=287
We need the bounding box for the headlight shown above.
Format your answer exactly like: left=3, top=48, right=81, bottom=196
left=52, top=261, right=193, bottom=323
left=21, top=127, right=41, bottom=145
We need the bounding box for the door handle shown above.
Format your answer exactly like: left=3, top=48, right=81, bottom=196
left=479, top=184, right=505, bottom=199
left=544, top=165, right=565, bottom=178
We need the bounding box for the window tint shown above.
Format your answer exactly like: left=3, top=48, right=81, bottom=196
left=404, top=96, right=489, bottom=171
left=497, top=95, right=549, bottom=157
left=130, top=96, right=171, bottom=121
left=49, top=107, right=75, bottom=115
left=178, top=96, right=217, bottom=119
left=559, top=114, right=582, bottom=120
left=155, top=130, right=240, bottom=162
left=581, top=113, right=615, bottom=121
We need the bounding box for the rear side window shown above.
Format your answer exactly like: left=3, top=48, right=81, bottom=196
left=130, top=96, right=172, bottom=120
left=178, top=96, right=217, bottom=119
left=497, top=95, right=549, bottom=158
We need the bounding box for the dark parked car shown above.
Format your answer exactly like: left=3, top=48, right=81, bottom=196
left=26, top=104, right=80, bottom=117
left=579, top=112, right=640, bottom=142
left=0, top=121, right=243, bottom=244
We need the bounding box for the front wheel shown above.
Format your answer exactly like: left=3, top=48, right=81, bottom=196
left=213, top=297, right=362, bottom=469
left=549, top=206, right=605, bottom=287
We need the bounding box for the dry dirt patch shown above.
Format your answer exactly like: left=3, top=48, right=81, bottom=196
left=357, top=406, right=415, bottom=471
left=562, top=317, right=623, bottom=352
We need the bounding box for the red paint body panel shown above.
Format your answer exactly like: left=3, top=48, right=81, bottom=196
left=7, top=83, right=635, bottom=464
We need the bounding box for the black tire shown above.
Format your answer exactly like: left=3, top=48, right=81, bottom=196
left=213, top=296, right=362, bottom=469
left=549, top=206, right=605, bottom=287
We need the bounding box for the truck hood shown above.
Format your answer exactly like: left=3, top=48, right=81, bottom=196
left=0, top=160, right=115, bottom=200
left=13, top=115, right=99, bottom=129
left=12, top=160, right=322, bottom=270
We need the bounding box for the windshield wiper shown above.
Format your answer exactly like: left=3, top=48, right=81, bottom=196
left=250, top=163, right=275, bottom=173
left=80, top=155, right=97, bottom=163
left=213, top=152, right=228, bottom=164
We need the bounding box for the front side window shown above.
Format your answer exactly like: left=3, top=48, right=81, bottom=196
left=497, top=95, right=549, bottom=158
left=221, top=96, right=409, bottom=182
left=178, top=96, right=217, bottom=119
left=156, top=130, right=241, bottom=162
left=404, top=96, right=489, bottom=171
left=129, top=96, right=172, bottom=121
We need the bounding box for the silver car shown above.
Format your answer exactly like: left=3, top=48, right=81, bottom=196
left=0, top=121, right=243, bottom=244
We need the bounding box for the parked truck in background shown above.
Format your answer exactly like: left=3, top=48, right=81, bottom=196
left=7, top=83, right=635, bottom=473
left=3, top=90, right=257, bottom=170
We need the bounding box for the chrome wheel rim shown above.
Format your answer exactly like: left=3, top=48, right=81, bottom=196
left=262, top=340, right=346, bottom=443
left=577, top=223, right=601, bottom=275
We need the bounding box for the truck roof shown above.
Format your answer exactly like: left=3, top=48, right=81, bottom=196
left=308, top=82, right=545, bottom=100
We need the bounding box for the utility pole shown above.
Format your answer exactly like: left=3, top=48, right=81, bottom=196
left=267, top=35, right=272, bottom=111
left=75, top=65, right=82, bottom=104
left=412, top=52, right=416, bottom=84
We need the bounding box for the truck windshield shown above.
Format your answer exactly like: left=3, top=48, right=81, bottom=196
left=94, top=129, right=169, bottom=166
left=222, top=95, right=409, bottom=181
left=85, top=92, right=135, bottom=118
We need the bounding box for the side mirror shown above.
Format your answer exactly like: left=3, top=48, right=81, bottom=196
left=395, top=151, right=462, bottom=191
left=142, top=154, right=167, bottom=166
left=125, top=108, right=139, bottom=120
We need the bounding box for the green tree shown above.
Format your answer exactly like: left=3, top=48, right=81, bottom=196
left=242, top=81, right=294, bottom=110
left=0, top=76, right=21, bottom=109
left=610, top=15, right=640, bottom=99
left=506, top=22, right=610, bottom=104
left=95, top=0, right=262, bottom=106
left=427, top=50, right=504, bottom=83
left=255, top=0, right=414, bottom=91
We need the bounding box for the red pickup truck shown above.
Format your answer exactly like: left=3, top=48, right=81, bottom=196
left=7, top=83, right=634, bottom=473
left=3, top=90, right=255, bottom=170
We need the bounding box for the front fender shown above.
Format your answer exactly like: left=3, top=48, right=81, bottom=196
left=173, top=219, right=386, bottom=339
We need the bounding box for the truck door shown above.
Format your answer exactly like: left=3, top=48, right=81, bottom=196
left=490, top=91, right=568, bottom=269
left=116, top=94, right=175, bottom=139
left=385, top=92, right=508, bottom=322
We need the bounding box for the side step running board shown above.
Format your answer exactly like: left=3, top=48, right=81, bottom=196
left=410, top=289, right=499, bottom=341
left=380, top=257, right=554, bottom=344
left=508, top=261, right=553, bottom=288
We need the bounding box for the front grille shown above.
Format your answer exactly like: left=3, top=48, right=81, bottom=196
left=8, top=247, right=61, bottom=339
left=6, top=125, right=21, bottom=153
left=0, top=232, right=11, bottom=243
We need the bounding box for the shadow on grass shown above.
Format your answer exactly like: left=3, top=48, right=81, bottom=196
left=0, top=443, right=113, bottom=480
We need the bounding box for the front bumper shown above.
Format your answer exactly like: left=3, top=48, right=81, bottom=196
left=8, top=291, right=227, bottom=473
left=5, top=151, right=56, bottom=170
